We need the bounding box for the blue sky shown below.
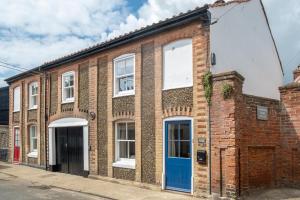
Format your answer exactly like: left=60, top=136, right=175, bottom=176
left=0, top=0, right=299, bottom=86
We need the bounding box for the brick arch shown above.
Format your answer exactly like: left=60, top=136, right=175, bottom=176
left=112, top=112, right=135, bottom=121
left=162, top=106, right=193, bottom=119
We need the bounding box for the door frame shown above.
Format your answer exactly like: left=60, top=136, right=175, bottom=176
left=162, top=116, right=194, bottom=194
left=13, top=126, right=21, bottom=163
left=48, top=118, right=89, bottom=176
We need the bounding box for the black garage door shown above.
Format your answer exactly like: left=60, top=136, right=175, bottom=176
left=56, top=127, right=84, bottom=176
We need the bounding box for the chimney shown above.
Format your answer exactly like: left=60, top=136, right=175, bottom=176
left=293, top=65, right=300, bottom=82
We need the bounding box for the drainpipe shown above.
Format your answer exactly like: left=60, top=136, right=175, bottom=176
left=208, top=105, right=212, bottom=195
left=43, top=72, right=48, bottom=170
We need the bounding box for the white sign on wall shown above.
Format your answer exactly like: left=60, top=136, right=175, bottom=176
left=257, top=106, right=268, bottom=120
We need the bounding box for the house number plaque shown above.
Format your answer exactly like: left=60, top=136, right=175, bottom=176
left=257, top=106, right=268, bottom=121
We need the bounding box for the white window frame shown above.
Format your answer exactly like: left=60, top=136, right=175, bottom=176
left=113, top=121, right=135, bottom=169
left=29, top=82, right=38, bottom=110
left=28, top=125, right=38, bottom=158
left=61, top=71, right=75, bottom=103
left=13, top=86, right=21, bottom=112
left=113, top=54, right=135, bottom=97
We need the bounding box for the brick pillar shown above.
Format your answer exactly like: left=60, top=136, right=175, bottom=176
left=89, top=58, right=98, bottom=175
left=211, top=71, right=244, bottom=199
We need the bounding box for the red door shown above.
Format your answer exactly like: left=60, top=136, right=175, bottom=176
left=13, top=128, right=20, bottom=163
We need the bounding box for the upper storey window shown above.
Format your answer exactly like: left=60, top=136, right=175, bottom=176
left=62, top=71, right=75, bottom=103
left=114, top=54, right=135, bottom=97
left=29, top=82, right=38, bottom=109
left=163, top=39, right=193, bottom=90
left=13, top=86, right=20, bottom=112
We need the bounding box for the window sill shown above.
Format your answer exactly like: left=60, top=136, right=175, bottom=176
left=13, top=111, right=20, bottom=113
left=28, top=107, right=38, bottom=111
left=61, top=100, right=75, bottom=104
left=113, top=92, right=135, bottom=98
left=27, top=152, right=38, bottom=158
left=112, top=160, right=135, bottom=169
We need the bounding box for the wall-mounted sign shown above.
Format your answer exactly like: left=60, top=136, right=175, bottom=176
left=198, top=137, right=206, bottom=147
left=257, top=106, right=268, bottom=121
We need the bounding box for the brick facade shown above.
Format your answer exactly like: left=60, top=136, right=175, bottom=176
left=7, top=20, right=211, bottom=197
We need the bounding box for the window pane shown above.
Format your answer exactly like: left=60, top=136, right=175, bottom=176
left=118, top=77, right=127, bottom=92
left=180, top=141, right=190, bottom=158
left=127, top=123, right=135, bottom=140
left=179, top=123, right=190, bottom=141
left=70, top=87, right=74, bottom=98
left=64, top=76, right=70, bottom=87
left=119, top=141, right=128, bottom=158
left=168, top=140, right=179, bottom=157
left=168, top=124, right=179, bottom=140
left=126, top=76, right=134, bottom=90
left=117, top=123, right=126, bottom=140
left=125, top=58, right=133, bottom=74
left=33, top=138, right=37, bottom=151
left=32, top=96, right=37, bottom=106
left=116, top=61, right=125, bottom=76
left=129, top=141, right=135, bottom=159
left=69, top=75, right=74, bottom=86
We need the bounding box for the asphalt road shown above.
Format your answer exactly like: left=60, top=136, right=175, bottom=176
left=0, top=172, right=108, bottom=200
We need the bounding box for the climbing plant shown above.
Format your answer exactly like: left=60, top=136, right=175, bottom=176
left=222, top=83, right=234, bottom=99
left=202, top=71, right=213, bottom=105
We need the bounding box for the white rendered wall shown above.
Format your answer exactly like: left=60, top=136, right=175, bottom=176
left=209, top=0, right=283, bottom=99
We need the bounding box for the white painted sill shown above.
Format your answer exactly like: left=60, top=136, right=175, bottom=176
left=113, top=91, right=135, bottom=98
left=112, top=160, right=135, bottom=169
left=61, top=99, right=75, bottom=104
left=28, top=107, right=38, bottom=111
left=27, top=151, right=38, bottom=158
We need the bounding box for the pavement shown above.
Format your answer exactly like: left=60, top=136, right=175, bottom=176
left=0, top=162, right=196, bottom=200
left=0, top=172, right=106, bottom=200
left=2, top=162, right=300, bottom=200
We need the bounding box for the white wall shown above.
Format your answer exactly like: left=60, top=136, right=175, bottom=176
left=209, top=0, right=283, bottom=99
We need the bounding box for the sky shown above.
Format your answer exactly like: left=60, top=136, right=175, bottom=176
left=0, top=0, right=299, bottom=87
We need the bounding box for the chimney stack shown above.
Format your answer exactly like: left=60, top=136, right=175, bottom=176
left=293, top=65, right=300, bottom=82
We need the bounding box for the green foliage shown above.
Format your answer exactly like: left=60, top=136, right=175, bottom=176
left=222, top=83, right=234, bottom=99
left=202, top=71, right=213, bottom=105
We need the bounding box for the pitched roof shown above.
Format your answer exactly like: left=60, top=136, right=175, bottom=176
left=5, top=4, right=209, bottom=83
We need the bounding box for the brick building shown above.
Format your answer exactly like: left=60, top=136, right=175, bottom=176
left=5, top=0, right=293, bottom=198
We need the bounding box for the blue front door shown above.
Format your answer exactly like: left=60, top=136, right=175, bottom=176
left=165, top=120, right=192, bottom=192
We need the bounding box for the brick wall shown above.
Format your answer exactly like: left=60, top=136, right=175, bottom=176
left=210, top=71, right=300, bottom=198
left=0, top=125, right=8, bottom=149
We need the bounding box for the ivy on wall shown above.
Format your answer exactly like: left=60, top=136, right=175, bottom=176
left=202, top=71, right=213, bottom=105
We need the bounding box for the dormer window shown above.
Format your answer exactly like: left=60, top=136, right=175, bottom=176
left=114, top=54, right=135, bottom=97
left=29, top=82, right=38, bottom=109
left=62, top=71, right=75, bottom=103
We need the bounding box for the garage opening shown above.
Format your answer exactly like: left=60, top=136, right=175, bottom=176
left=56, top=127, right=83, bottom=176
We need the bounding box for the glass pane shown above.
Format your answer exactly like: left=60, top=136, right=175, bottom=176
left=32, top=96, right=37, bottom=106
left=65, top=88, right=70, bottom=99
left=180, top=141, right=190, bottom=158
left=119, top=141, right=128, bottom=158
left=70, top=87, right=74, bottom=98
left=33, top=138, right=37, bottom=151
left=69, top=75, right=74, bottom=86
left=180, top=123, right=190, bottom=141
left=118, top=77, right=127, bottom=92
left=116, top=60, right=125, bottom=76
left=64, top=76, right=70, bottom=87
left=31, top=126, right=36, bottom=137
left=129, top=141, right=135, bottom=159
left=168, top=124, right=179, bottom=140
left=127, top=123, right=135, bottom=140
left=125, top=58, right=133, bottom=74
left=168, top=140, right=179, bottom=157
left=126, top=76, right=134, bottom=90
left=117, top=123, right=126, bottom=140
